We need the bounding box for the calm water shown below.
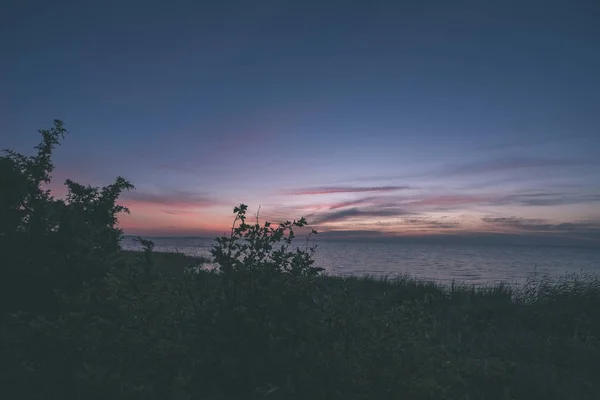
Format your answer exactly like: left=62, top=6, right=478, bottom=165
left=122, top=237, right=600, bottom=285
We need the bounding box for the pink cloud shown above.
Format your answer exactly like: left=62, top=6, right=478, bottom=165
left=115, top=190, right=230, bottom=234
left=122, top=190, right=217, bottom=208
left=119, top=203, right=230, bottom=235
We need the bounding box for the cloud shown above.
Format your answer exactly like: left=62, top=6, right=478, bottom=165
left=402, top=217, right=460, bottom=229
left=309, top=216, right=600, bottom=246
left=309, top=207, right=411, bottom=224
left=513, top=192, right=600, bottom=206
left=286, top=185, right=412, bottom=195
left=482, top=217, right=600, bottom=235
left=337, top=191, right=600, bottom=212
left=164, top=209, right=194, bottom=215
left=328, top=197, right=381, bottom=209
left=482, top=217, right=548, bottom=231
left=313, top=230, right=390, bottom=240
left=405, top=194, right=504, bottom=208
left=280, top=190, right=600, bottom=226
left=121, top=190, right=218, bottom=209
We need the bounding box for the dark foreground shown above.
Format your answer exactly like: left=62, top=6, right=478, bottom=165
left=2, top=250, right=599, bottom=400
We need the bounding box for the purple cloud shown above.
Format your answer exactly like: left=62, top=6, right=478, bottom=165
left=309, top=207, right=412, bottom=224
left=286, top=186, right=412, bottom=195
left=328, top=197, right=381, bottom=210
left=513, top=193, right=600, bottom=206
left=402, top=217, right=460, bottom=229
left=482, top=217, right=600, bottom=234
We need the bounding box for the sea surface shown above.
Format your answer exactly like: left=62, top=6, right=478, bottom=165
left=122, top=236, right=600, bottom=285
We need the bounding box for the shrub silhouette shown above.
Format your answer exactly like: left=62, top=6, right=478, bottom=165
left=0, top=120, right=133, bottom=316
left=211, top=204, right=322, bottom=304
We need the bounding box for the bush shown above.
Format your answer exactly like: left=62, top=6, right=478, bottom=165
left=211, top=204, right=322, bottom=302
left=0, top=120, right=133, bottom=316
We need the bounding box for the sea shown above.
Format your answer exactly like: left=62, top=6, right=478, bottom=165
left=121, top=236, right=600, bottom=286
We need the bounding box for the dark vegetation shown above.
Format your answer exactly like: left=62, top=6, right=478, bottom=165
left=1, top=121, right=599, bottom=399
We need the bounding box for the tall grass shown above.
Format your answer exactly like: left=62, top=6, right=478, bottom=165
left=3, top=249, right=599, bottom=399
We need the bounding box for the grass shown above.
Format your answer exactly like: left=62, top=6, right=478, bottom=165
left=138, top=251, right=600, bottom=398
left=309, top=272, right=600, bottom=399
left=3, top=250, right=599, bottom=399
left=117, top=250, right=208, bottom=278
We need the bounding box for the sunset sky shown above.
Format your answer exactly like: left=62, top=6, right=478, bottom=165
left=2, top=0, right=599, bottom=245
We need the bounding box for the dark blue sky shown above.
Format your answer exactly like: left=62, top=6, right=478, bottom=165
left=2, top=0, right=599, bottom=243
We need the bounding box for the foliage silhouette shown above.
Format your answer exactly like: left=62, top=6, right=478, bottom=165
left=211, top=204, right=322, bottom=305
left=0, top=120, right=133, bottom=316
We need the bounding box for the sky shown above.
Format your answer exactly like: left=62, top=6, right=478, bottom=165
left=1, top=0, right=600, bottom=245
